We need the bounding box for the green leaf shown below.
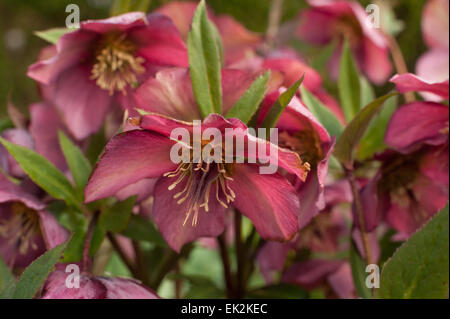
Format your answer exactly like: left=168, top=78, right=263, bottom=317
left=0, top=255, right=14, bottom=293
left=338, top=40, right=361, bottom=122
left=121, top=214, right=166, bottom=246
left=0, top=137, right=80, bottom=209
left=349, top=242, right=372, bottom=299
left=333, top=93, right=397, bottom=169
left=188, top=0, right=223, bottom=117
left=226, top=71, right=270, bottom=124
left=0, top=118, right=14, bottom=133
left=172, top=274, right=224, bottom=299
left=260, top=75, right=304, bottom=134
left=34, top=28, right=71, bottom=44
left=377, top=205, right=449, bottom=299
left=58, top=131, right=92, bottom=193
left=99, top=196, right=136, bottom=233
left=12, top=243, right=67, bottom=299
left=247, top=284, right=308, bottom=299
left=357, top=95, right=397, bottom=160
left=300, top=86, right=344, bottom=137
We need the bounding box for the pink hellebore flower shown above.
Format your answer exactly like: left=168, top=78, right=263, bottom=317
left=416, top=0, right=449, bottom=100
left=27, top=12, right=188, bottom=140
left=84, top=113, right=310, bottom=252
left=362, top=74, right=449, bottom=239
left=41, top=270, right=159, bottom=299
left=258, top=90, right=335, bottom=228
left=297, top=0, right=392, bottom=84
left=0, top=173, right=68, bottom=268
left=157, top=1, right=262, bottom=65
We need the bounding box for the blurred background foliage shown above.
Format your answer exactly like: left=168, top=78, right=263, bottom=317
left=0, top=0, right=427, bottom=118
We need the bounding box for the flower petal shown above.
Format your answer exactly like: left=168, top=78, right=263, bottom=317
left=152, top=176, right=226, bottom=252
left=231, top=164, right=299, bottom=241
left=385, top=101, right=449, bottom=153
left=85, top=130, right=177, bottom=202
left=390, top=73, right=449, bottom=101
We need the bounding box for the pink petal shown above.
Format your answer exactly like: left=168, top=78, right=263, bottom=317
left=85, top=130, right=177, bottom=202
left=41, top=271, right=107, bottom=299
left=37, top=210, right=69, bottom=249
left=327, top=263, right=355, bottom=299
left=152, top=176, right=226, bottom=252
left=81, top=12, right=148, bottom=33
left=257, top=241, right=294, bottom=283
left=29, top=102, right=67, bottom=171
left=0, top=173, right=45, bottom=211
left=157, top=1, right=208, bottom=40
left=263, top=58, right=322, bottom=92
left=296, top=8, right=336, bottom=45
left=133, top=13, right=188, bottom=67
left=416, top=49, right=450, bottom=101
left=230, top=164, right=299, bottom=241
left=134, top=68, right=200, bottom=121
left=412, top=174, right=449, bottom=217
left=390, top=73, right=449, bottom=100
left=49, top=65, right=113, bottom=140
left=96, top=277, right=160, bottom=299
left=116, top=178, right=158, bottom=202
left=422, top=0, right=449, bottom=49
left=385, top=101, right=449, bottom=153
left=0, top=128, right=34, bottom=178
left=359, top=38, right=392, bottom=85
left=419, top=144, right=449, bottom=187
left=27, top=30, right=96, bottom=85
left=282, top=259, right=344, bottom=290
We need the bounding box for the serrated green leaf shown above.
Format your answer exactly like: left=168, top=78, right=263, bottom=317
left=333, top=93, right=397, bottom=169
left=188, top=0, right=223, bottom=117
left=12, top=243, right=67, bottom=299
left=338, top=40, right=361, bottom=122
left=99, top=196, right=136, bottom=233
left=260, top=75, right=304, bottom=134
left=377, top=205, right=449, bottom=299
left=121, top=214, right=166, bottom=246
left=300, top=86, right=344, bottom=137
left=226, top=71, right=270, bottom=124
left=0, top=255, right=14, bottom=293
left=349, top=242, right=372, bottom=299
left=34, top=28, right=71, bottom=44
left=0, top=137, right=80, bottom=209
left=58, top=131, right=92, bottom=193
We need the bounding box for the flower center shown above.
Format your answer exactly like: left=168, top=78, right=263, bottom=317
left=279, top=131, right=320, bottom=169
left=380, top=154, right=419, bottom=193
left=91, top=33, right=145, bottom=95
left=0, top=203, right=41, bottom=255
left=164, top=140, right=236, bottom=226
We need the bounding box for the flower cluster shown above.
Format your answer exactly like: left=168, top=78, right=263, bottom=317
left=0, top=0, right=448, bottom=300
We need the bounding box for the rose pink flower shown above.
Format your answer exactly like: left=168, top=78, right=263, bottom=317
left=84, top=113, right=310, bottom=252
left=390, top=73, right=449, bottom=102
left=258, top=90, right=335, bottom=228
left=0, top=173, right=68, bottom=268
left=257, top=181, right=352, bottom=282
left=27, top=12, right=188, bottom=140
left=297, top=0, right=392, bottom=84
left=157, top=1, right=262, bottom=65
left=416, top=0, right=449, bottom=101
left=41, top=270, right=159, bottom=299
left=360, top=76, right=449, bottom=238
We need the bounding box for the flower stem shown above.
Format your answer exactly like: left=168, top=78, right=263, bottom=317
left=385, top=33, right=415, bottom=103
left=82, top=212, right=98, bottom=272
left=234, top=212, right=245, bottom=298
left=217, top=234, right=235, bottom=298
left=266, top=0, right=284, bottom=48
left=347, top=171, right=373, bottom=266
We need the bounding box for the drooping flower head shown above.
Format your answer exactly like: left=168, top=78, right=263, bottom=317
left=0, top=173, right=68, bottom=268
left=361, top=74, right=449, bottom=239
left=416, top=0, right=449, bottom=100
left=41, top=269, right=159, bottom=299
left=27, top=12, right=188, bottom=140
left=85, top=113, right=310, bottom=252
left=296, top=0, right=392, bottom=84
